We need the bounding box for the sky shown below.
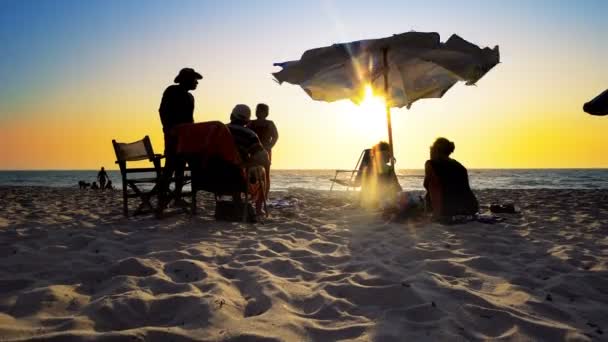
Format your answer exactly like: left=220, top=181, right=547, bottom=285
left=1, top=0, right=607, bottom=170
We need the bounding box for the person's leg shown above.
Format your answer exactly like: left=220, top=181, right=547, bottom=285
left=172, top=158, right=187, bottom=206
left=264, top=164, right=270, bottom=197
left=265, top=150, right=272, bottom=196
left=157, top=133, right=177, bottom=215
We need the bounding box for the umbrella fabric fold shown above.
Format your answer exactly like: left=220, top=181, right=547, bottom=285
left=583, top=89, right=608, bottom=116
left=273, top=31, right=499, bottom=108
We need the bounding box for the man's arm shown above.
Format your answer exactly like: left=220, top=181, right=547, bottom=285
left=269, top=121, right=279, bottom=149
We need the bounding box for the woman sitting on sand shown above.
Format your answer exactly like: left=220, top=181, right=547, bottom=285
left=360, top=141, right=402, bottom=208
left=424, top=137, right=478, bottom=221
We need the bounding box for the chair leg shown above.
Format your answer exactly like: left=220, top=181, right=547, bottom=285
left=122, top=177, right=128, bottom=216
left=330, top=170, right=338, bottom=191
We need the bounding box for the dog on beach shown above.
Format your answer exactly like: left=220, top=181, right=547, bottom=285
left=78, top=181, right=91, bottom=189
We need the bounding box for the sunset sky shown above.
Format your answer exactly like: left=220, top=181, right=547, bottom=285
left=1, top=0, right=607, bottom=170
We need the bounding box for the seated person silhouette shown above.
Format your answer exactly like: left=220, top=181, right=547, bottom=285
left=360, top=141, right=402, bottom=208
left=226, top=104, right=270, bottom=215
left=424, top=137, right=478, bottom=222
left=105, top=180, right=114, bottom=190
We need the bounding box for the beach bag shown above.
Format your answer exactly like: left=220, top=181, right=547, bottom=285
left=215, top=200, right=256, bottom=222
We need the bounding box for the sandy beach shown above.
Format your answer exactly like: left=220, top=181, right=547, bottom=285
left=0, top=186, right=607, bottom=341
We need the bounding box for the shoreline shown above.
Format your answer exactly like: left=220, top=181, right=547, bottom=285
left=1, top=186, right=607, bottom=341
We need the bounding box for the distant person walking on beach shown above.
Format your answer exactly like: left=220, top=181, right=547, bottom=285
left=423, top=137, right=478, bottom=221
left=97, top=167, right=108, bottom=190
left=157, top=67, right=203, bottom=213
left=247, top=103, right=278, bottom=195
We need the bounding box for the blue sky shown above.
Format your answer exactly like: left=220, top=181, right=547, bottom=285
left=1, top=0, right=607, bottom=169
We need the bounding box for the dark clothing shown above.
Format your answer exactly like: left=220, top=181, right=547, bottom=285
left=157, top=84, right=195, bottom=209
left=424, top=158, right=478, bottom=218
left=159, top=84, right=195, bottom=133
left=246, top=119, right=278, bottom=196
left=97, top=170, right=108, bottom=182
left=247, top=119, right=278, bottom=152
left=227, top=123, right=266, bottom=163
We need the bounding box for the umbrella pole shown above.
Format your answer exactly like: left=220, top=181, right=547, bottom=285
left=382, top=47, right=395, bottom=167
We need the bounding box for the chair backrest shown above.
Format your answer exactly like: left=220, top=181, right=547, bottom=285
left=353, top=149, right=372, bottom=184
left=173, top=121, right=245, bottom=193
left=173, top=121, right=241, bottom=165
left=112, top=136, right=156, bottom=163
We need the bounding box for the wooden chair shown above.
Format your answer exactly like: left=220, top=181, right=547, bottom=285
left=329, top=149, right=371, bottom=191
left=112, top=136, right=163, bottom=216
left=173, top=121, right=268, bottom=222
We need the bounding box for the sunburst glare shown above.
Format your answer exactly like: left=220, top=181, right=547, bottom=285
left=348, top=84, right=388, bottom=147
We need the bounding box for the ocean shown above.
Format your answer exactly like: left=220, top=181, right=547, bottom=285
left=1, top=169, right=607, bottom=191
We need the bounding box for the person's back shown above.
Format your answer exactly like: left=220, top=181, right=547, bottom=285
left=248, top=119, right=278, bottom=152
left=228, top=124, right=263, bottom=162
left=159, top=84, right=195, bottom=133
left=226, top=104, right=269, bottom=166
left=424, top=137, right=478, bottom=219
left=426, top=158, right=478, bottom=216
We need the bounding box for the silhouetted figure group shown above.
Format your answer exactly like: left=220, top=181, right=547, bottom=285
left=359, top=137, right=478, bottom=223
left=156, top=68, right=279, bottom=217
left=154, top=67, right=481, bottom=223
left=78, top=167, right=113, bottom=190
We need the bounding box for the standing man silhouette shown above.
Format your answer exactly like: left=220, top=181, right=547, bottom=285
left=97, top=167, right=108, bottom=191
left=157, top=67, right=202, bottom=215
left=247, top=103, right=278, bottom=196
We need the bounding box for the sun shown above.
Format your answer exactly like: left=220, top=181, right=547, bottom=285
left=349, top=84, right=388, bottom=145
left=359, top=84, right=386, bottom=113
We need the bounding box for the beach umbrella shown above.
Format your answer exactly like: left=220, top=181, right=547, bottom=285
left=273, top=31, right=499, bottom=165
left=583, top=89, right=608, bottom=116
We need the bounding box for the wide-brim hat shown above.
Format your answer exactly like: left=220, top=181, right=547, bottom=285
left=174, top=68, right=203, bottom=83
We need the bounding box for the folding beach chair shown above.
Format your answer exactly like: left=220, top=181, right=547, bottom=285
left=112, top=135, right=191, bottom=216
left=112, top=136, right=163, bottom=216
left=329, top=149, right=371, bottom=191
left=173, top=121, right=268, bottom=222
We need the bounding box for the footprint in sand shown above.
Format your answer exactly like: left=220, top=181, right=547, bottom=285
left=163, top=259, right=208, bottom=283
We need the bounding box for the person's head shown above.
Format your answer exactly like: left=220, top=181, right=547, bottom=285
left=101, top=167, right=104, bottom=171
left=174, top=68, right=203, bottom=91
left=373, top=141, right=391, bottom=164
left=430, top=137, right=455, bottom=160
left=230, top=104, right=252, bottom=125
left=255, top=103, right=269, bottom=119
